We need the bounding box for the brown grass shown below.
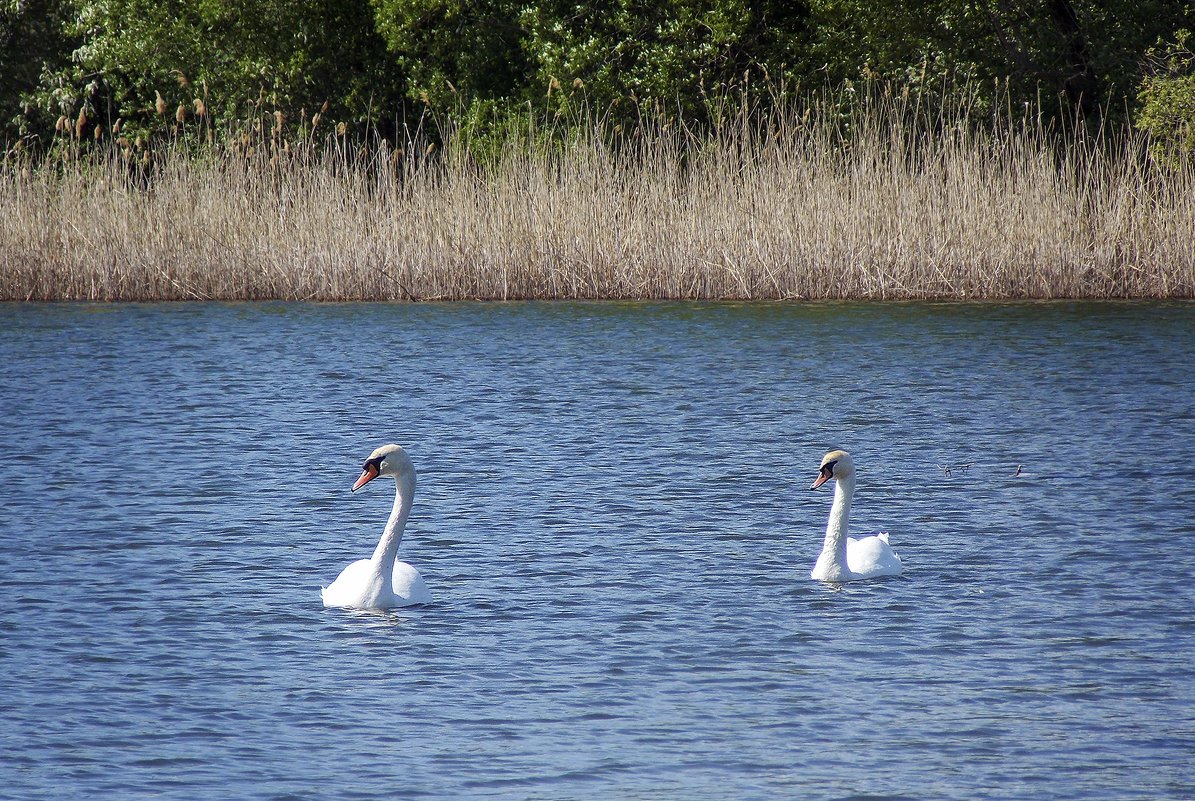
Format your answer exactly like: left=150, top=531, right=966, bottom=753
left=3, top=93, right=1193, bottom=301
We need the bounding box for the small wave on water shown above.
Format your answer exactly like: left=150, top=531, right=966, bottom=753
left=1, top=301, right=1193, bottom=801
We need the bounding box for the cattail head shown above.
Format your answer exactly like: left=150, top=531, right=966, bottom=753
left=273, top=110, right=284, bottom=134
left=311, top=112, right=321, bottom=130
left=336, top=121, right=346, bottom=136
left=573, top=78, right=584, bottom=90
left=320, top=99, right=329, bottom=114
left=194, top=98, right=206, bottom=118
left=155, top=91, right=167, bottom=116
left=175, top=103, right=186, bottom=124
left=94, top=125, right=102, bottom=142
left=175, top=71, right=189, bottom=88
left=75, top=108, right=87, bottom=139
left=55, top=115, right=67, bottom=134
left=112, top=118, right=122, bottom=135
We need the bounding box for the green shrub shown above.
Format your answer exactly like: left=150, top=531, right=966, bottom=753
left=1137, top=29, right=1195, bottom=163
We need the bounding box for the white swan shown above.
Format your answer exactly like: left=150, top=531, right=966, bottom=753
left=321, top=443, right=431, bottom=609
left=809, top=449, right=903, bottom=582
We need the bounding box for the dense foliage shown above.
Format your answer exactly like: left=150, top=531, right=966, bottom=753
left=1136, top=28, right=1195, bottom=160
left=1, top=0, right=1192, bottom=152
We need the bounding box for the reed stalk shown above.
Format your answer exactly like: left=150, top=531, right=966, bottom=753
left=2, top=90, right=1192, bottom=301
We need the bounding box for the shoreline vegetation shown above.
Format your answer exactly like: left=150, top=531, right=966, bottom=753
left=3, top=91, right=1193, bottom=302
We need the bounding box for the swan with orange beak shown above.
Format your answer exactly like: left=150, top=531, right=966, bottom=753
left=808, top=450, right=904, bottom=582
left=321, top=444, right=431, bottom=609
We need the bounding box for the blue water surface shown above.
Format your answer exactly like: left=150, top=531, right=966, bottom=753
left=1, top=301, right=1193, bottom=800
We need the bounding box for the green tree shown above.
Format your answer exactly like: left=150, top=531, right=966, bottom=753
left=5, top=0, right=1194, bottom=148
left=367, top=0, right=813, bottom=129
left=1, top=0, right=77, bottom=144
left=806, top=0, right=1192, bottom=120
left=520, top=0, right=810, bottom=117
left=1137, top=28, right=1195, bottom=161
left=370, top=0, right=530, bottom=108
left=22, top=0, right=403, bottom=144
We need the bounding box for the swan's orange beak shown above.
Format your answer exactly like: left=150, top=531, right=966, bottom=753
left=810, top=470, right=831, bottom=490
left=352, top=463, right=380, bottom=492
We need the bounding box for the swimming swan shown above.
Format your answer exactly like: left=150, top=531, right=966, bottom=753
left=321, top=444, right=431, bottom=609
left=809, top=450, right=903, bottom=582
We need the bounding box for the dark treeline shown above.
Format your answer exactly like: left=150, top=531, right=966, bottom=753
left=1, top=0, right=1193, bottom=155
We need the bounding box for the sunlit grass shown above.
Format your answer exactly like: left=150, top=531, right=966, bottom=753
left=3, top=92, right=1193, bottom=301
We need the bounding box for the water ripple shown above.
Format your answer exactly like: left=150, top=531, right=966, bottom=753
left=1, top=301, right=1193, bottom=801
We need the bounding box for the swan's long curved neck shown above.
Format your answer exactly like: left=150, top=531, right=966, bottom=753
left=370, top=473, right=415, bottom=570
left=822, top=474, right=854, bottom=566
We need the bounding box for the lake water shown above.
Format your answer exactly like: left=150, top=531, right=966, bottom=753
left=1, top=301, right=1193, bottom=801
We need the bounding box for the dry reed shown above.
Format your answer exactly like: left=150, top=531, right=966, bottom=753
left=3, top=93, right=1193, bottom=301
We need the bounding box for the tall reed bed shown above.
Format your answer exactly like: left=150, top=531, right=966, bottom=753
left=3, top=91, right=1193, bottom=300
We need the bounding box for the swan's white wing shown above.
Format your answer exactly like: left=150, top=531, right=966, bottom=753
left=846, top=533, right=903, bottom=578
left=321, top=559, right=430, bottom=608
left=320, top=558, right=374, bottom=607
left=391, top=562, right=431, bottom=606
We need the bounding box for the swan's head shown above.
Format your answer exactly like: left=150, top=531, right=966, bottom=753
left=810, top=449, right=853, bottom=490
left=352, top=443, right=415, bottom=492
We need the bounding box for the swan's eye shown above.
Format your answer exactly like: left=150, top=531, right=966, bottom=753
left=821, top=460, right=837, bottom=477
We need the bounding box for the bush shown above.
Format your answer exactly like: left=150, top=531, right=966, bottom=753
left=1136, top=29, right=1195, bottom=163
left=15, top=0, right=405, bottom=149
